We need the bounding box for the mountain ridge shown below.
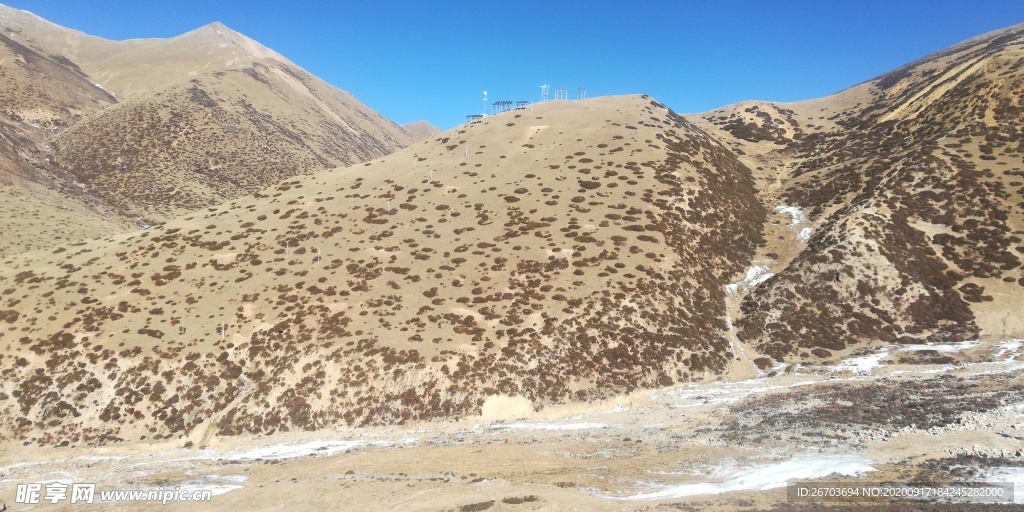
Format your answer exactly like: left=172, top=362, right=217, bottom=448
left=0, top=4, right=415, bottom=254
left=687, top=20, right=1024, bottom=361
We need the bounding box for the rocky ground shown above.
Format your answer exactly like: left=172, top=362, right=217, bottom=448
left=2, top=338, right=1021, bottom=511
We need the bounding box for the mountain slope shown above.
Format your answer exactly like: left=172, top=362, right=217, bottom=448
left=689, top=22, right=1024, bottom=362
left=0, top=5, right=415, bottom=253
left=48, top=59, right=414, bottom=222
left=0, top=95, right=766, bottom=445
left=402, top=120, right=442, bottom=141
left=0, top=28, right=131, bottom=254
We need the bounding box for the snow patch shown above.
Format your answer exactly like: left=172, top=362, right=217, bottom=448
left=218, top=440, right=365, bottom=461
left=725, top=266, right=774, bottom=295
left=490, top=421, right=609, bottom=431
left=982, top=467, right=1024, bottom=504
left=660, top=379, right=818, bottom=408
left=33, top=471, right=75, bottom=485
left=993, top=339, right=1023, bottom=361
left=593, top=453, right=875, bottom=501
left=898, top=340, right=981, bottom=353
left=832, top=349, right=889, bottom=374
left=209, top=437, right=420, bottom=462
left=140, top=474, right=247, bottom=499
left=775, top=205, right=813, bottom=241
left=775, top=205, right=807, bottom=225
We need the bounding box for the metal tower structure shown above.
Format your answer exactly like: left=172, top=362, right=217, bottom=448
left=539, top=84, right=549, bottom=102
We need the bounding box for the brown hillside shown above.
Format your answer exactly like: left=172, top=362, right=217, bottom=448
left=403, top=120, right=442, bottom=141
left=689, top=22, right=1024, bottom=362
left=0, top=95, right=766, bottom=446
left=0, top=6, right=414, bottom=253
left=0, top=28, right=131, bottom=255
left=49, top=61, right=415, bottom=222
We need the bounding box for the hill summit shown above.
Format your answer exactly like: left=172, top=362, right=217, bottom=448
left=0, top=95, right=769, bottom=444
left=0, top=4, right=416, bottom=255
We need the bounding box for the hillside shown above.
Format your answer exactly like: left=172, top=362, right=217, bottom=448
left=0, top=5, right=415, bottom=254
left=402, top=120, right=442, bottom=141
left=688, top=22, right=1024, bottom=363
left=0, top=28, right=131, bottom=254
left=0, top=95, right=768, bottom=445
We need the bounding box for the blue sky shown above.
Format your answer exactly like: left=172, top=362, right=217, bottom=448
left=6, top=1, right=1022, bottom=130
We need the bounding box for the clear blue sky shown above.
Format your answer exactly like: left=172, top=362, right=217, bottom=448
left=5, top=1, right=1022, bottom=130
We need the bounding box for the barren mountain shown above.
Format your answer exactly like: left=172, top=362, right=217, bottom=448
left=0, top=5, right=415, bottom=254
left=402, top=120, right=442, bottom=141
left=0, top=17, right=1022, bottom=456
left=0, top=27, right=130, bottom=255
left=0, top=95, right=766, bottom=446
left=689, top=22, right=1024, bottom=364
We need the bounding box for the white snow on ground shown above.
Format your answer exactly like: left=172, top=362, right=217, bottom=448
left=221, top=440, right=365, bottom=460
left=775, top=206, right=807, bottom=226
left=195, top=437, right=417, bottom=463
left=993, top=339, right=1023, bottom=360
left=139, top=474, right=248, bottom=499
left=775, top=205, right=813, bottom=242
left=941, top=339, right=1024, bottom=376
left=983, top=467, right=1024, bottom=504
left=490, top=422, right=609, bottom=431
left=898, top=340, right=982, bottom=353
left=831, top=349, right=890, bottom=374
left=597, top=404, right=629, bottom=415
left=725, top=266, right=774, bottom=295
left=659, top=379, right=819, bottom=408
left=593, top=453, right=875, bottom=501
left=825, top=339, right=1017, bottom=376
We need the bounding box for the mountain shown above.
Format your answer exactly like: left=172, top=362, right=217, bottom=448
left=0, top=5, right=415, bottom=254
left=0, top=95, right=767, bottom=445
left=1, top=20, right=1023, bottom=448
left=688, top=22, right=1024, bottom=362
left=402, top=120, right=442, bottom=141
left=0, top=27, right=130, bottom=254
